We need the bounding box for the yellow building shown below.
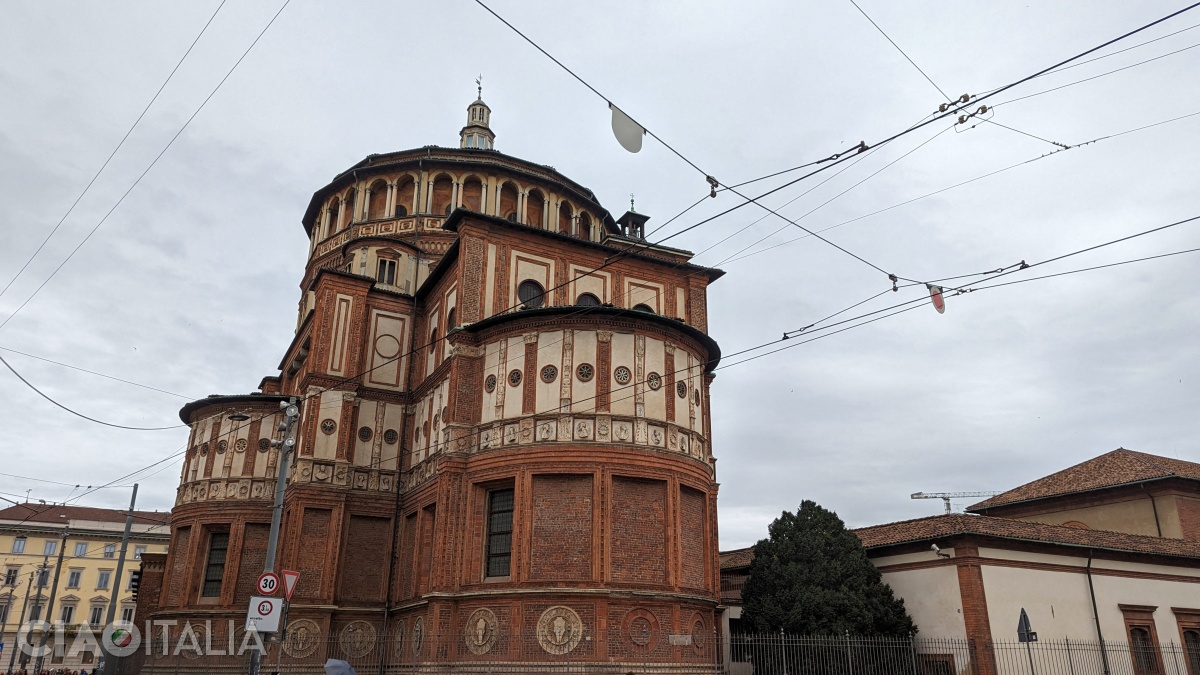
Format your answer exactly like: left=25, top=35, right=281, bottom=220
left=0, top=503, right=169, bottom=670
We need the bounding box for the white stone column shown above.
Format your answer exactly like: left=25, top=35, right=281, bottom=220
left=542, top=196, right=550, bottom=229
left=386, top=182, right=395, bottom=218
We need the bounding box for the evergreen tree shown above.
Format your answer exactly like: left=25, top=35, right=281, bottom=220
left=741, top=500, right=916, bottom=636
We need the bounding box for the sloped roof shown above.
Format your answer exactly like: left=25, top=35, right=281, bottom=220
left=968, top=448, right=1200, bottom=511
left=855, top=513, right=1200, bottom=559
left=720, top=547, right=754, bottom=570
left=0, top=503, right=169, bottom=526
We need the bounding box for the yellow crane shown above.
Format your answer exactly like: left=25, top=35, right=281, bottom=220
left=910, top=491, right=1003, bottom=514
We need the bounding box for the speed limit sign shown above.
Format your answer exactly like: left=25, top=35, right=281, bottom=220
left=256, top=571, right=280, bottom=596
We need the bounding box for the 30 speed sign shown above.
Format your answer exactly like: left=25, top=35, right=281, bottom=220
left=256, top=572, right=280, bottom=596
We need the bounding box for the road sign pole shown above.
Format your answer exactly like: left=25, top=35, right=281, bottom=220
left=249, top=398, right=299, bottom=675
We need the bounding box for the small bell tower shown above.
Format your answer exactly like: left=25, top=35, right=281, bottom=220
left=460, top=76, right=495, bottom=150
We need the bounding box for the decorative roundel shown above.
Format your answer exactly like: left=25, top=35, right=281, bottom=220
left=677, top=381, right=688, bottom=398
left=432, top=414, right=440, bottom=429
left=423, top=421, right=431, bottom=437
left=383, top=429, right=399, bottom=445
left=613, top=366, right=632, bottom=386
left=508, top=369, right=523, bottom=387
left=258, top=438, right=271, bottom=452
left=321, top=419, right=337, bottom=435
left=442, top=406, right=448, bottom=421
left=576, top=363, right=594, bottom=382
left=485, top=374, right=497, bottom=393
left=541, top=365, right=558, bottom=383
left=693, top=390, right=701, bottom=405
left=200, top=442, right=210, bottom=455
left=358, top=426, right=373, bottom=442
left=646, top=372, right=662, bottom=390
left=235, top=438, right=247, bottom=453
left=217, top=440, right=228, bottom=454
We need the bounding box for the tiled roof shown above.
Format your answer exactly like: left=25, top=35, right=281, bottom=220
left=0, top=503, right=170, bottom=526
left=855, top=513, right=1200, bottom=559
left=968, top=448, right=1200, bottom=511
left=720, top=546, right=754, bottom=570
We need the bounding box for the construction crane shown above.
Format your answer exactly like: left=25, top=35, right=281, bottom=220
left=910, top=491, right=1004, bottom=514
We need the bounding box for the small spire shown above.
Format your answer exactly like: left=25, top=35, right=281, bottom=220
left=475, top=74, right=483, bottom=100
left=629, top=193, right=636, bottom=213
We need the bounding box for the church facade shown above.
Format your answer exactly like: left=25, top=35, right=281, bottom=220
left=143, top=96, right=725, bottom=672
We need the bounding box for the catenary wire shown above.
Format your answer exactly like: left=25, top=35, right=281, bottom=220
left=0, top=0, right=228, bottom=302
left=847, top=0, right=952, bottom=101
left=0, top=0, right=292, bottom=333
left=0, top=345, right=195, bottom=400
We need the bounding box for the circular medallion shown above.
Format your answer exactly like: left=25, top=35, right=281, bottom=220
left=485, top=374, right=497, bottom=392
left=235, top=438, right=247, bottom=453
left=423, top=421, right=430, bottom=437
left=621, top=608, right=660, bottom=652
left=536, top=606, right=583, bottom=655
left=217, top=440, right=227, bottom=454
left=282, top=619, right=321, bottom=658
left=258, top=438, right=270, bottom=452
left=677, top=381, right=688, bottom=398
left=613, top=366, right=632, bottom=386
left=541, top=364, right=558, bottom=383
left=646, top=372, right=662, bottom=390
left=442, top=405, right=448, bottom=421
left=464, top=608, right=498, bottom=655
left=508, top=369, right=522, bottom=387
left=393, top=620, right=406, bottom=658
left=576, top=363, right=594, bottom=382
left=690, top=615, right=707, bottom=653
left=339, top=620, right=377, bottom=658
left=383, top=429, right=398, bottom=445
left=411, top=617, right=424, bottom=656
left=358, top=426, right=373, bottom=442
left=321, top=419, right=337, bottom=435
left=374, top=334, right=401, bottom=359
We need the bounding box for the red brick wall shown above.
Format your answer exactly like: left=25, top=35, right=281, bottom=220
left=165, top=526, right=191, bottom=606
left=679, top=486, right=707, bottom=590
left=529, top=475, right=593, bottom=581
left=296, top=508, right=331, bottom=599
left=955, top=544, right=997, bottom=675
left=611, top=477, right=668, bottom=585
left=233, top=523, right=270, bottom=604
left=399, top=512, right=416, bottom=600
left=418, top=505, right=436, bottom=594
left=1177, top=495, right=1200, bottom=541
left=338, top=515, right=390, bottom=603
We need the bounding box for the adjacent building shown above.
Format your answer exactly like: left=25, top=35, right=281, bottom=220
left=0, top=503, right=170, bottom=670
left=141, top=95, right=726, bottom=672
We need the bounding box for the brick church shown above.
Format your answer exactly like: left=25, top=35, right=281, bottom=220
left=139, top=94, right=725, bottom=671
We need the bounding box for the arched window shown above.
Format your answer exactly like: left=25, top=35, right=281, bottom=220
left=632, top=303, right=655, bottom=314
left=518, top=280, right=545, bottom=308
left=576, top=293, right=601, bottom=307
left=394, top=177, right=415, bottom=217
left=368, top=180, right=388, bottom=220
left=499, top=183, right=519, bottom=220
left=342, top=189, right=356, bottom=227
left=1130, top=627, right=1160, bottom=675
left=579, top=212, right=592, bottom=241
left=1183, top=630, right=1199, bottom=675
left=525, top=189, right=545, bottom=228
left=462, top=177, right=484, bottom=212
left=326, top=203, right=340, bottom=236
left=446, top=307, right=457, bottom=329
left=558, top=201, right=573, bottom=234
left=431, top=175, right=453, bottom=215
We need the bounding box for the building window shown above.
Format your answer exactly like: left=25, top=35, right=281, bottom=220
left=632, top=303, right=655, bottom=314
left=97, top=570, right=112, bottom=590
left=121, top=606, right=135, bottom=623
left=30, top=603, right=42, bottom=621
left=517, top=280, right=545, bottom=308
left=134, top=546, right=146, bottom=560
left=89, top=605, right=105, bottom=625
left=1183, top=629, right=1200, bottom=675
left=67, top=570, right=82, bottom=588
left=43, top=540, right=57, bottom=556
left=4, top=567, right=18, bottom=586
left=446, top=308, right=457, bottom=329
left=377, top=258, right=397, bottom=285
left=73, top=542, right=88, bottom=557
left=0, top=602, right=8, bottom=624
left=485, top=488, right=515, bottom=578
left=103, top=544, right=116, bottom=559
left=395, top=204, right=407, bottom=218
left=201, top=532, right=230, bottom=597
left=36, top=568, right=49, bottom=587
left=12, top=537, right=25, bottom=554
left=576, top=293, right=600, bottom=307
left=60, top=605, right=75, bottom=623
left=1130, top=626, right=1161, bottom=675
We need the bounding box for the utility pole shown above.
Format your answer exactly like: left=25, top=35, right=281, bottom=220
left=3, top=571, right=30, bottom=675
left=101, top=483, right=138, bottom=674
left=249, top=397, right=300, bottom=675
left=32, top=525, right=68, bottom=674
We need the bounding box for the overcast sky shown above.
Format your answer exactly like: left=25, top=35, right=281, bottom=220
left=1, top=1, right=1198, bottom=549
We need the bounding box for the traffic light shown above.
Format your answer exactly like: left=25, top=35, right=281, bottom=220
left=129, top=569, right=142, bottom=601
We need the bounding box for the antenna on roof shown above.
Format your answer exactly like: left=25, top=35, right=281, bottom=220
left=911, top=491, right=1003, bottom=514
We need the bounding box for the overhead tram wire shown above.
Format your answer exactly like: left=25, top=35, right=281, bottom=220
left=847, top=0, right=952, bottom=102
left=0, top=0, right=293, bottom=333
left=0, top=0, right=228, bottom=301
left=0, top=345, right=195, bottom=400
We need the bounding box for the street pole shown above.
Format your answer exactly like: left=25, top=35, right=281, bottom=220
left=249, top=398, right=299, bottom=675
left=5, top=566, right=33, bottom=672
left=32, top=525, right=68, bottom=674
left=2, top=574, right=27, bottom=675
left=101, top=483, right=138, bottom=674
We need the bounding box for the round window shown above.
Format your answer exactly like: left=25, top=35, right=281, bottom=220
left=258, top=438, right=271, bottom=452
left=576, top=363, right=594, bottom=382
left=614, top=366, right=632, bottom=386
left=485, top=374, right=497, bottom=392
left=541, top=365, right=558, bottom=383
left=383, top=429, right=399, bottom=444
left=358, top=427, right=373, bottom=442
left=632, top=303, right=654, bottom=313
left=517, top=280, right=545, bottom=308
left=677, top=381, right=688, bottom=398
left=647, top=372, right=662, bottom=390
left=576, top=293, right=601, bottom=307
left=508, top=369, right=523, bottom=386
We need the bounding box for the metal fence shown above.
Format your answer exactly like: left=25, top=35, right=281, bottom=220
left=112, top=632, right=1200, bottom=675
